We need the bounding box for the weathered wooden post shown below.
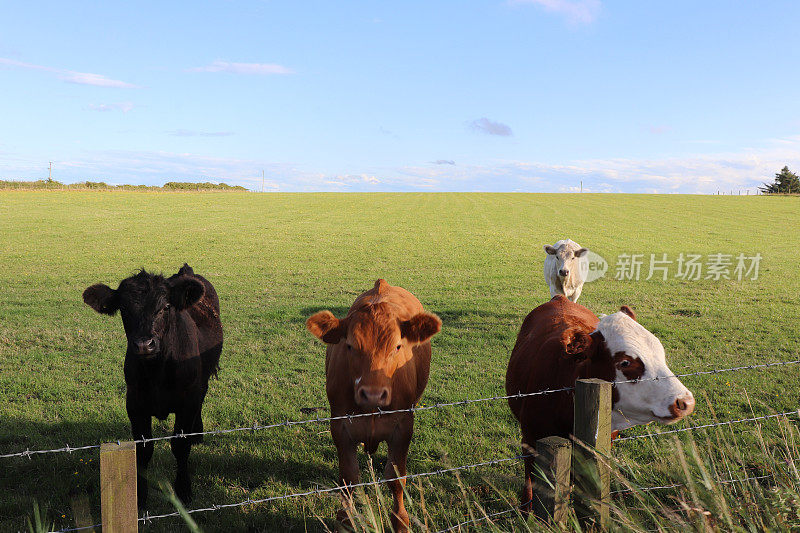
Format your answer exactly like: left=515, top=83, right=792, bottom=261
left=69, top=493, right=96, bottom=533
left=572, top=378, right=612, bottom=528
left=100, top=441, right=138, bottom=533
left=533, top=436, right=572, bottom=525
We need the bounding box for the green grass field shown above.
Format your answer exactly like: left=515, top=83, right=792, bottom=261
left=0, top=191, right=798, bottom=532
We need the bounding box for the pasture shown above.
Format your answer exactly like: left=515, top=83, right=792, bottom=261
left=0, top=191, right=798, bottom=531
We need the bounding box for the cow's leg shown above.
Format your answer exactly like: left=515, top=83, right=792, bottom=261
left=171, top=407, right=199, bottom=504
left=520, top=441, right=535, bottom=515
left=331, top=420, right=359, bottom=525
left=386, top=422, right=412, bottom=532
left=570, top=285, right=583, bottom=303
left=129, top=411, right=153, bottom=509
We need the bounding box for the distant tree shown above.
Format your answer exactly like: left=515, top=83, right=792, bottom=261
left=759, top=166, right=800, bottom=194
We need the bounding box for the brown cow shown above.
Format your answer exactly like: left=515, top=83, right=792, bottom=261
left=306, top=279, right=441, bottom=531
left=506, top=295, right=694, bottom=512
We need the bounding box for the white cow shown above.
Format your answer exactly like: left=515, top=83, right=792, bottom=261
left=543, top=239, right=588, bottom=302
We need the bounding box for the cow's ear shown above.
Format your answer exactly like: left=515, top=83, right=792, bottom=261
left=561, top=328, right=592, bottom=359
left=400, top=312, right=442, bottom=344
left=544, top=245, right=557, bottom=255
left=575, top=247, right=589, bottom=257
left=169, top=277, right=205, bottom=310
left=307, top=311, right=348, bottom=344
left=620, top=305, right=636, bottom=321
left=83, top=284, right=119, bottom=315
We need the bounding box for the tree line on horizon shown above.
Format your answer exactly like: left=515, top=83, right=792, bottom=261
left=0, top=180, right=248, bottom=191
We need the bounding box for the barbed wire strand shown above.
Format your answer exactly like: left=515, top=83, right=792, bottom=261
left=46, top=463, right=783, bottom=530
left=440, top=472, right=778, bottom=533
left=615, top=410, right=799, bottom=442
left=132, top=453, right=532, bottom=526
left=434, top=499, right=531, bottom=533
left=7, top=358, right=799, bottom=460
left=50, top=524, right=100, bottom=533
left=611, top=473, right=774, bottom=496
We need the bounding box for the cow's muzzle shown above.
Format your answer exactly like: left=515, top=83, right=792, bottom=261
left=658, top=393, right=695, bottom=423
left=356, top=385, right=391, bottom=409
left=132, top=337, right=160, bottom=357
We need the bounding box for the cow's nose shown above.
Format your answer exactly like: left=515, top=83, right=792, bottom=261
left=558, top=269, right=569, bottom=277
left=671, top=394, right=695, bottom=418
left=134, top=337, right=159, bottom=355
left=357, top=386, right=391, bottom=408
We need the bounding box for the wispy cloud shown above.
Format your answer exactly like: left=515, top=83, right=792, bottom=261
left=324, top=174, right=381, bottom=188
left=469, top=117, right=513, bottom=136
left=168, top=129, right=235, bottom=137
left=88, top=102, right=134, bottom=113
left=3, top=137, right=799, bottom=193
left=187, top=61, right=294, bottom=75
left=431, top=160, right=456, bottom=165
left=511, top=0, right=601, bottom=25
left=646, top=125, right=671, bottom=135
left=0, top=57, right=139, bottom=88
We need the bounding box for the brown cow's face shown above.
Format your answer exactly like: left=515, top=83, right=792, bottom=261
left=307, top=304, right=441, bottom=409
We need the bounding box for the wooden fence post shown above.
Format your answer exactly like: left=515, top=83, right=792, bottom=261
left=100, top=441, right=138, bottom=533
left=69, top=494, right=96, bottom=533
left=572, top=378, right=612, bottom=528
left=533, top=436, right=571, bottom=525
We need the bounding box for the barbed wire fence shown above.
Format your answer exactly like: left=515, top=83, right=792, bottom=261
left=5, top=358, right=798, bottom=460
left=0, top=358, right=796, bottom=531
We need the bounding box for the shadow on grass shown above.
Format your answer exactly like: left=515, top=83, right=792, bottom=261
left=0, top=416, right=341, bottom=532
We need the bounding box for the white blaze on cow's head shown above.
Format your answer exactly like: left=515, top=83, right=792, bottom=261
left=595, top=306, right=695, bottom=431
left=544, top=239, right=589, bottom=280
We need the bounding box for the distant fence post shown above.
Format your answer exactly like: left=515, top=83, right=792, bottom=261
left=100, top=441, right=138, bottom=533
left=572, top=378, right=612, bottom=528
left=533, top=436, right=571, bottom=525
left=69, top=493, right=96, bottom=533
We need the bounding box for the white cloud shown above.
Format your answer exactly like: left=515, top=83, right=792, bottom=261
left=88, top=102, right=134, bottom=113
left=3, top=136, right=800, bottom=193
left=188, top=61, right=294, bottom=75
left=511, top=0, right=601, bottom=25
left=468, top=117, right=513, bottom=137
left=62, top=72, right=138, bottom=88
left=0, top=57, right=139, bottom=88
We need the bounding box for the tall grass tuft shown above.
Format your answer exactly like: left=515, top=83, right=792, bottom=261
left=25, top=500, right=52, bottom=533
left=323, top=413, right=800, bottom=532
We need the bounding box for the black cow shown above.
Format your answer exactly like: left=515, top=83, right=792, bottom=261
left=83, top=264, right=223, bottom=506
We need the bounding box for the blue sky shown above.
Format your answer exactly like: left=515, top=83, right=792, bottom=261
left=2, top=1, right=800, bottom=193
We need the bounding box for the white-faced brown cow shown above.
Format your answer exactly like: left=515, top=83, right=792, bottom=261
left=306, top=279, right=441, bottom=532
left=506, top=295, right=694, bottom=512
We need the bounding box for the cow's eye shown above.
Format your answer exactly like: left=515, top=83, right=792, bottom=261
left=619, top=360, right=631, bottom=368
left=396, top=344, right=402, bottom=351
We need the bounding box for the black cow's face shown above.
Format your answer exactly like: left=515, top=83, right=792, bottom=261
left=83, top=270, right=204, bottom=359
